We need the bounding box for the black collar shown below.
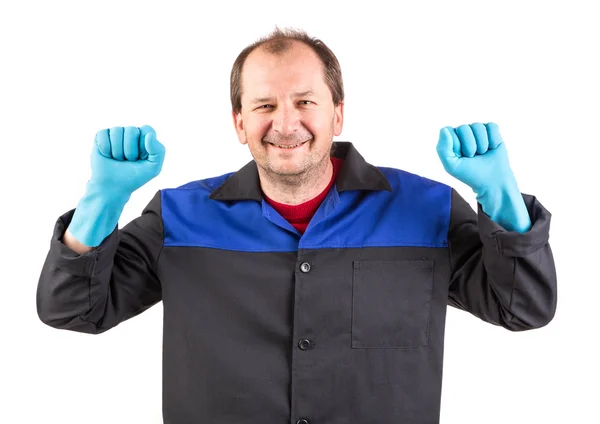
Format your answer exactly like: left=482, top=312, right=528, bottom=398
left=209, top=141, right=392, bottom=202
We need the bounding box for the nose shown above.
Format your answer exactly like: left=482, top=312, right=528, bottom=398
left=271, top=102, right=301, bottom=136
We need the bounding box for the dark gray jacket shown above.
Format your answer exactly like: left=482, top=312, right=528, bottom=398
left=37, top=142, right=557, bottom=424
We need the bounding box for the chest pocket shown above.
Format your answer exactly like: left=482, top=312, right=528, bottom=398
left=352, top=260, right=434, bottom=349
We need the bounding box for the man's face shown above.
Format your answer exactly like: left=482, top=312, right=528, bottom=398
left=233, top=41, right=344, bottom=179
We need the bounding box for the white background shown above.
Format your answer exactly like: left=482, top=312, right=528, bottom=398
left=1, top=0, right=598, bottom=423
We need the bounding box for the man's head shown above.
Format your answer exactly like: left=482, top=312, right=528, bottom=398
left=231, top=28, right=344, bottom=183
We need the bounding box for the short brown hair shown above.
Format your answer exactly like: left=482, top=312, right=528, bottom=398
left=230, top=27, right=344, bottom=114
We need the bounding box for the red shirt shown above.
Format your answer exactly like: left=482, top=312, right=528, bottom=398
left=264, top=157, right=343, bottom=233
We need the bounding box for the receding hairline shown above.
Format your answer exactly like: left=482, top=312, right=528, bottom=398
left=239, top=40, right=327, bottom=101
left=245, top=38, right=319, bottom=66
left=230, top=27, right=345, bottom=114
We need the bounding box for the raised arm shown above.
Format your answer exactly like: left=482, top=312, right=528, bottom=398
left=37, top=126, right=166, bottom=334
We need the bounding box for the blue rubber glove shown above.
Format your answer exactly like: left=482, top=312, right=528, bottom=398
left=69, top=125, right=166, bottom=247
left=436, top=122, right=531, bottom=233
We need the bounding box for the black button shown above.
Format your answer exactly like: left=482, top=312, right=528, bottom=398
left=298, top=339, right=313, bottom=350
left=297, top=420, right=309, bottom=424
left=300, top=262, right=311, bottom=273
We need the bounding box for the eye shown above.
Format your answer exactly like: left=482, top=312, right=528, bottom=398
left=299, top=100, right=314, bottom=105
left=256, top=104, right=274, bottom=110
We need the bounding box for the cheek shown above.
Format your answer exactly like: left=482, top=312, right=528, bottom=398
left=248, top=117, right=272, bottom=141
left=303, top=113, right=331, bottom=136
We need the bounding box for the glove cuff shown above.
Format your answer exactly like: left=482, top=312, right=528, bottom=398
left=476, top=179, right=532, bottom=233
left=68, top=181, right=130, bottom=247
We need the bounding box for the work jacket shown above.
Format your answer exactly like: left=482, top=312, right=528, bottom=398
left=37, top=142, right=557, bottom=424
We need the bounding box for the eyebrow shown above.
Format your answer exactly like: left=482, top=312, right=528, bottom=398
left=250, top=90, right=316, bottom=104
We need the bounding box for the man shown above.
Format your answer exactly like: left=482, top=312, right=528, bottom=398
left=37, top=27, right=557, bottom=423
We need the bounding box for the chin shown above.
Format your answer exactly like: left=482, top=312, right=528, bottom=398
left=269, top=162, right=306, bottom=176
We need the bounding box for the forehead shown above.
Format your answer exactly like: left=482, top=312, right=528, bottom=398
left=241, top=41, right=327, bottom=95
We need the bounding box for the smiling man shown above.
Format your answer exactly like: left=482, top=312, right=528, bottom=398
left=37, top=27, right=557, bottom=423
left=233, top=39, right=343, bottom=205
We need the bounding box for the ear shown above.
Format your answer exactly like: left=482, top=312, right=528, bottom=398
left=333, top=101, right=344, bottom=136
left=232, top=109, right=247, bottom=145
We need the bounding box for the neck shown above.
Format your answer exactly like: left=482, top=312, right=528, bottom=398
left=259, top=157, right=333, bottom=205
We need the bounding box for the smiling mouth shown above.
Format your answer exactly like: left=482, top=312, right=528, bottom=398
left=268, top=140, right=309, bottom=149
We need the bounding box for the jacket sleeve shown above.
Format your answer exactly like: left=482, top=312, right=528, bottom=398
left=447, top=188, right=557, bottom=331
left=36, top=191, right=164, bottom=335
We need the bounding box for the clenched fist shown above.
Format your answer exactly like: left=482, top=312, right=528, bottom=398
left=436, top=122, right=531, bottom=233
left=91, top=125, right=166, bottom=195
left=69, top=125, right=166, bottom=247
left=436, top=122, right=514, bottom=194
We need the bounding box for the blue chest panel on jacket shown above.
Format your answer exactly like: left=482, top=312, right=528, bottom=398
left=161, top=167, right=451, bottom=252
